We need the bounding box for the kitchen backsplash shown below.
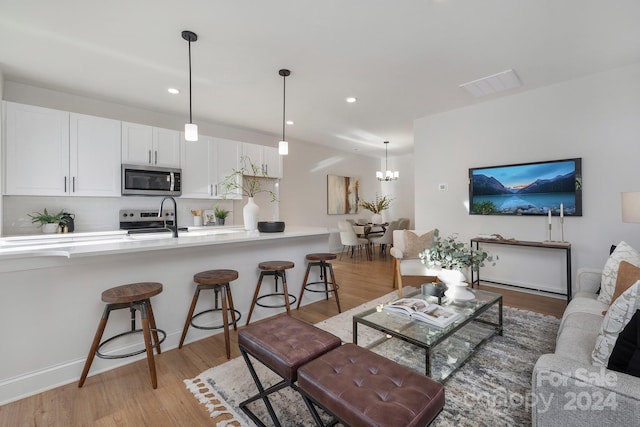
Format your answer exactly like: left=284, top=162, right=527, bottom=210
left=1, top=196, right=249, bottom=236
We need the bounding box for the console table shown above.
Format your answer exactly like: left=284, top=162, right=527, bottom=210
left=470, top=238, right=572, bottom=303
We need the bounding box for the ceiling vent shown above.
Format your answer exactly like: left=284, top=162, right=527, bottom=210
left=460, top=69, right=522, bottom=98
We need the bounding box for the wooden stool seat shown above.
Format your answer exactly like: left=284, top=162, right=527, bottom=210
left=297, top=253, right=341, bottom=313
left=101, top=282, right=162, bottom=303
left=305, top=253, right=337, bottom=262
left=194, top=269, right=239, bottom=285
left=179, top=269, right=239, bottom=359
left=246, top=261, right=296, bottom=325
left=258, top=260, right=295, bottom=271
left=79, top=282, right=165, bottom=389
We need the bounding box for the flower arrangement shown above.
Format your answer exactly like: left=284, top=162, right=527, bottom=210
left=358, top=194, right=392, bottom=214
left=419, top=229, right=497, bottom=272
left=221, top=156, right=278, bottom=201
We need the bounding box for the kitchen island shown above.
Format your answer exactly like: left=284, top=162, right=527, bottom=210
left=0, top=226, right=330, bottom=404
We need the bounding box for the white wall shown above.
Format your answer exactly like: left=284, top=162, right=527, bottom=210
left=1, top=81, right=389, bottom=239
left=414, top=63, right=640, bottom=294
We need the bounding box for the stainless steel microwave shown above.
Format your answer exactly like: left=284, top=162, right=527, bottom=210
left=121, top=164, right=182, bottom=196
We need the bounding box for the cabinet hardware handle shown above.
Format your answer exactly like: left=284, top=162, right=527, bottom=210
left=210, top=184, right=213, bottom=196
left=154, top=150, right=158, bottom=164
left=64, top=176, right=67, bottom=192
left=148, top=150, right=152, bottom=164
left=215, top=184, right=218, bottom=196
left=72, top=177, right=76, bottom=192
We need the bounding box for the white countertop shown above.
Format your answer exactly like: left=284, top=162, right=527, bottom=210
left=0, top=226, right=330, bottom=260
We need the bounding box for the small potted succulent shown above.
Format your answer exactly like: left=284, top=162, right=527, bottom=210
left=28, top=208, right=68, bottom=234
left=214, top=206, right=230, bottom=226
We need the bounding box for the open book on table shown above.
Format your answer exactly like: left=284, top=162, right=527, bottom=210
left=383, top=298, right=461, bottom=328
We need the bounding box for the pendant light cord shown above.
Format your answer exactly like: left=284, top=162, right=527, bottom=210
left=188, top=39, right=193, bottom=124
left=282, top=73, right=286, bottom=141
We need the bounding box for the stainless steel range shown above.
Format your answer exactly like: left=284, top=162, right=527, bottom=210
left=119, top=209, right=185, bottom=234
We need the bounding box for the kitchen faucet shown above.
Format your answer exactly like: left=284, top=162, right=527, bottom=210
left=158, top=196, right=179, bottom=238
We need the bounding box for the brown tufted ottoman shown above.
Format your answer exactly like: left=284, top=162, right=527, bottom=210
left=297, top=343, right=445, bottom=427
left=238, top=315, right=342, bottom=426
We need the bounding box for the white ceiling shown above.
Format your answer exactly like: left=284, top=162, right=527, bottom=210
left=1, top=0, right=639, bottom=157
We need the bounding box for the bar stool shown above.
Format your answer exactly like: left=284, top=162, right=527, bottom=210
left=78, top=282, right=166, bottom=389
left=296, top=253, right=341, bottom=313
left=178, top=269, right=240, bottom=359
left=245, top=261, right=296, bottom=326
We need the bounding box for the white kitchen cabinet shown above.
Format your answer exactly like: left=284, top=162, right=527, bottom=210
left=3, top=103, right=120, bottom=197
left=69, top=113, right=121, bottom=196
left=3, top=102, right=70, bottom=196
left=180, top=135, right=242, bottom=199
left=241, top=143, right=282, bottom=178
left=121, top=122, right=180, bottom=168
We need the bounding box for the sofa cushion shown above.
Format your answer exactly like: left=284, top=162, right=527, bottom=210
left=557, top=294, right=607, bottom=339
left=555, top=312, right=603, bottom=364
left=608, top=309, right=640, bottom=378
left=598, top=241, right=640, bottom=305
left=403, top=230, right=434, bottom=258
left=592, top=280, right=640, bottom=366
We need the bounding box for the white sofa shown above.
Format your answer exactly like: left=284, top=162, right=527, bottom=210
left=531, top=268, right=640, bottom=426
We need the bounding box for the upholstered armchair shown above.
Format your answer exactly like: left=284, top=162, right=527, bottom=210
left=390, top=229, right=439, bottom=296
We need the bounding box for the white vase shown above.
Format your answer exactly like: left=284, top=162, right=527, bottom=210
left=371, top=213, right=382, bottom=224
left=438, top=268, right=475, bottom=301
left=437, top=268, right=466, bottom=286
left=243, top=197, right=259, bottom=231
left=42, top=223, right=58, bottom=234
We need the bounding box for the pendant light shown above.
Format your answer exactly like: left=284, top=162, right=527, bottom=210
left=376, top=141, right=399, bottom=181
left=278, top=69, right=291, bottom=155
left=182, top=30, right=198, bottom=141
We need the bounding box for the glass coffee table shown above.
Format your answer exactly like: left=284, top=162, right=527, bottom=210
left=353, top=288, right=502, bottom=382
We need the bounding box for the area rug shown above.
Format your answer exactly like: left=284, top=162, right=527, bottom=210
left=184, top=288, right=560, bottom=426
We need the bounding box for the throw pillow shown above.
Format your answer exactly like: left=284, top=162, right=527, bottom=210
left=597, top=241, right=640, bottom=305
left=592, top=280, right=640, bottom=367
left=608, top=309, right=640, bottom=378
left=612, top=261, right=640, bottom=304
left=403, top=230, right=434, bottom=258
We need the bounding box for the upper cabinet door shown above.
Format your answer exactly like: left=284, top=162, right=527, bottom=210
left=3, top=102, right=70, bottom=195
left=214, top=138, right=242, bottom=199
left=263, top=146, right=282, bottom=179
left=152, top=128, right=181, bottom=168
left=69, top=113, right=121, bottom=197
left=180, top=135, right=213, bottom=198
left=121, top=122, right=153, bottom=165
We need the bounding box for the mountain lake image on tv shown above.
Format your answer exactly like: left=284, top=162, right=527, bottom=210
left=469, top=158, right=582, bottom=216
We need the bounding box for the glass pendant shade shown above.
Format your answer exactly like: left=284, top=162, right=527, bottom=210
left=279, top=140, right=288, bottom=155
left=185, top=123, right=198, bottom=141
left=376, top=141, right=399, bottom=181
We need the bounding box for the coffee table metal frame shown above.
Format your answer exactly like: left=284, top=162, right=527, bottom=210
left=353, top=288, right=503, bottom=382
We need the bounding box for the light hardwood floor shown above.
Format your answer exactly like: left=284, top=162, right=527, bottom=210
left=0, top=256, right=566, bottom=426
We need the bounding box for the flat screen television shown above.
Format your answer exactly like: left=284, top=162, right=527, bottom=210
left=469, top=158, right=582, bottom=216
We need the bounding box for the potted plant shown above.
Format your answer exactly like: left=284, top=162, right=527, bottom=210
left=419, top=229, right=497, bottom=300
left=358, top=194, right=392, bottom=224
left=222, top=156, right=278, bottom=231
left=214, top=206, right=230, bottom=226
left=28, top=208, right=68, bottom=234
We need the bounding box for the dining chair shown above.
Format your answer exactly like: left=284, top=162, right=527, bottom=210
left=338, top=220, right=370, bottom=261
left=397, top=218, right=410, bottom=230
left=368, top=220, right=399, bottom=259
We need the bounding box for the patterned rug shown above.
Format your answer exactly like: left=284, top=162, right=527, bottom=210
left=184, top=288, right=560, bottom=426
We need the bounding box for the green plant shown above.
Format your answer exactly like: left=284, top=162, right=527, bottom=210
left=419, top=229, right=497, bottom=272
left=221, top=156, right=278, bottom=201
left=28, top=208, right=67, bottom=226
left=358, top=194, right=392, bottom=214
left=214, top=206, right=230, bottom=219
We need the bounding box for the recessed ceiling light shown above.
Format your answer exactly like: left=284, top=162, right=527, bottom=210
left=286, top=120, right=294, bottom=125
left=167, top=88, right=180, bottom=94
left=346, top=97, right=357, bottom=103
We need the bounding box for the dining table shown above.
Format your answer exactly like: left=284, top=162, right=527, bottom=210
left=352, top=223, right=387, bottom=238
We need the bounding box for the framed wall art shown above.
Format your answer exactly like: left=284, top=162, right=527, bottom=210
left=327, top=174, right=359, bottom=214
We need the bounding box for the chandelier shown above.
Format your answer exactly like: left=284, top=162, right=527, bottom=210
left=376, top=141, right=399, bottom=181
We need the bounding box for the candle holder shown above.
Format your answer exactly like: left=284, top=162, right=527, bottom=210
left=547, top=223, right=552, bottom=242
left=560, top=217, right=565, bottom=242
